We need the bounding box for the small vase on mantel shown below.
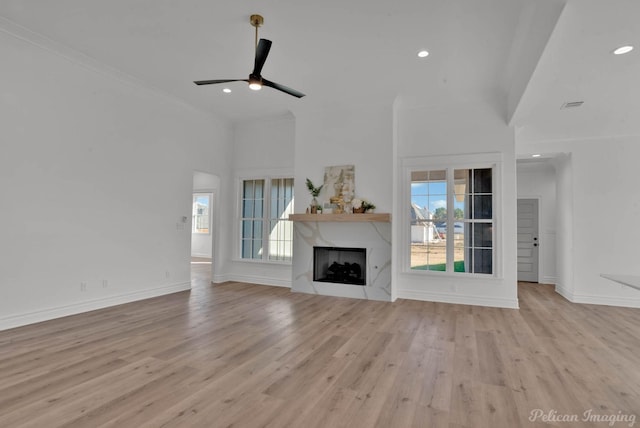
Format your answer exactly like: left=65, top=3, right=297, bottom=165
left=310, top=197, right=318, bottom=214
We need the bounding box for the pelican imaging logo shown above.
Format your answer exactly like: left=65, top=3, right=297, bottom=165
left=529, top=409, right=636, bottom=426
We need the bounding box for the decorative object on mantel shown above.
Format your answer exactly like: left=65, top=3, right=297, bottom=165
left=330, top=196, right=344, bottom=214
left=324, top=165, right=355, bottom=214
left=305, top=178, right=323, bottom=214
left=352, top=198, right=376, bottom=213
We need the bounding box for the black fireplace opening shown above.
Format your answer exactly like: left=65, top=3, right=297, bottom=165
left=313, top=246, right=366, bottom=286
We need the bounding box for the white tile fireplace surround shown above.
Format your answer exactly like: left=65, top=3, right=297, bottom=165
left=290, top=215, right=392, bottom=301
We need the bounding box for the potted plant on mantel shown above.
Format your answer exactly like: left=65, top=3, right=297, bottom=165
left=305, top=178, right=323, bottom=214
left=352, top=198, right=376, bottom=213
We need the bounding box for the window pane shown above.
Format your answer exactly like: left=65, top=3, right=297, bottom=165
left=454, top=226, right=466, bottom=272
left=473, top=249, right=493, bottom=274
left=242, top=220, right=252, bottom=239
left=474, top=168, right=492, bottom=193
left=242, top=240, right=252, bottom=258
left=241, top=179, right=265, bottom=259
left=268, top=219, right=293, bottom=262
left=242, top=200, right=254, bottom=218
left=284, top=178, right=293, bottom=199
left=253, top=220, right=262, bottom=238
left=268, top=178, right=294, bottom=261
left=473, top=195, right=492, bottom=219
left=243, top=181, right=254, bottom=198
left=473, top=223, right=493, bottom=248
left=252, top=239, right=262, bottom=259
left=254, top=180, right=264, bottom=198
left=254, top=199, right=263, bottom=218
left=411, top=170, right=447, bottom=270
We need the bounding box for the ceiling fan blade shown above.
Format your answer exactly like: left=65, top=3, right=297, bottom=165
left=262, top=78, right=306, bottom=98
left=194, top=79, right=247, bottom=85
left=252, top=39, right=272, bottom=76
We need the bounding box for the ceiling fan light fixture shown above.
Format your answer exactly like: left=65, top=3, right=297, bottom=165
left=248, top=76, right=262, bottom=90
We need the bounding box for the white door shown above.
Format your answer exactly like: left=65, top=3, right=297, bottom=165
left=517, top=199, right=539, bottom=282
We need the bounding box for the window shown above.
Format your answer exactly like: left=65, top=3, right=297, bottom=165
left=192, top=193, right=211, bottom=234
left=410, top=166, right=495, bottom=275
left=241, top=178, right=294, bottom=262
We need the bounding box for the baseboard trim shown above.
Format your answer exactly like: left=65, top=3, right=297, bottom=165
left=555, top=284, right=640, bottom=308
left=541, top=276, right=557, bottom=285
left=0, top=282, right=191, bottom=331
left=555, top=283, right=573, bottom=301
left=213, top=273, right=291, bottom=288
left=397, top=289, right=519, bottom=309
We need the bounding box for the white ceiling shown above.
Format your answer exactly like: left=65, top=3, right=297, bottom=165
left=1, top=0, right=639, bottom=142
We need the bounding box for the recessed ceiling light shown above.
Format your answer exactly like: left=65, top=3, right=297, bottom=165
left=417, top=50, right=429, bottom=58
left=532, top=154, right=541, bottom=158
left=223, top=88, right=232, bottom=93
left=613, top=45, right=634, bottom=55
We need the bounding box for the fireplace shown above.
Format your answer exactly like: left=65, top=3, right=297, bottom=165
left=314, top=246, right=366, bottom=286
left=291, top=220, right=391, bottom=301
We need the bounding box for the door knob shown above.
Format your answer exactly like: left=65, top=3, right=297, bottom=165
left=534, top=243, right=538, bottom=247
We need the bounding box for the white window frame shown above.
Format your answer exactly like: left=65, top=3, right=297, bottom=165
left=237, top=173, right=294, bottom=264
left=400, top=152, right=503, bottom=278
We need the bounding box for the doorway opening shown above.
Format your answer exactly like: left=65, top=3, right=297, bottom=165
left=191, top=171, right=220, bottom=281
left=517, top=198, right=539, bottom=282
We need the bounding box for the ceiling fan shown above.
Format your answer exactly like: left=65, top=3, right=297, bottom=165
left=194, top=14, right=305, bottom=98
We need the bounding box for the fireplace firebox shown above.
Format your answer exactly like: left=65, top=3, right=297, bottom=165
left=313, top=246, right=366, bottom=286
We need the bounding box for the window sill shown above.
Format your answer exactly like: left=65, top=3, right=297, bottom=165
left=403, top=269, right=501, bottom=280
left=232, top=258, right=292, bottom=266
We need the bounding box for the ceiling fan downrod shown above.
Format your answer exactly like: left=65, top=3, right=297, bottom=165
left=250, top=14, right=264, bottom=52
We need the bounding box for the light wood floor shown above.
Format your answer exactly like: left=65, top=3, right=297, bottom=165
left=1, top=266, right=639, bottom=427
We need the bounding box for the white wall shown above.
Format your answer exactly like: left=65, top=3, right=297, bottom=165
left=394, top=97, right=519, bottom=308
left=0, top=27, right=233, bottom=330
left=516, top=161, right=557, bottom=283
left=519, top=137, right=640, bottom=307
left=294, top=103, right=394, bottom=213
left=220, top=114, right=296, bottom=287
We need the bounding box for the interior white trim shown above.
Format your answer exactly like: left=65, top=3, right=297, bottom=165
left=0, top=282, right=191, bottom=331
left=216, top=273, right=291, bottom=288
left=555, top=283, right=640, bottom=308
left=398, top=288, right=519, bottom=309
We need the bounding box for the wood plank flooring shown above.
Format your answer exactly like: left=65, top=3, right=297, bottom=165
left=1, top=266, right=639, bottom=427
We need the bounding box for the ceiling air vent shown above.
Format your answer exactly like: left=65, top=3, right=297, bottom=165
left=561, top=101, right=584, bottom=109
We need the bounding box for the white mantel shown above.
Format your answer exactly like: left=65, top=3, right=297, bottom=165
left=290, top=216, right=392, bottom=301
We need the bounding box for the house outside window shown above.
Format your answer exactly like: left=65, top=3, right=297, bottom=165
left=192, top=193, right=211, bottom=234
left=240, top=177, right=294, bottom=262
